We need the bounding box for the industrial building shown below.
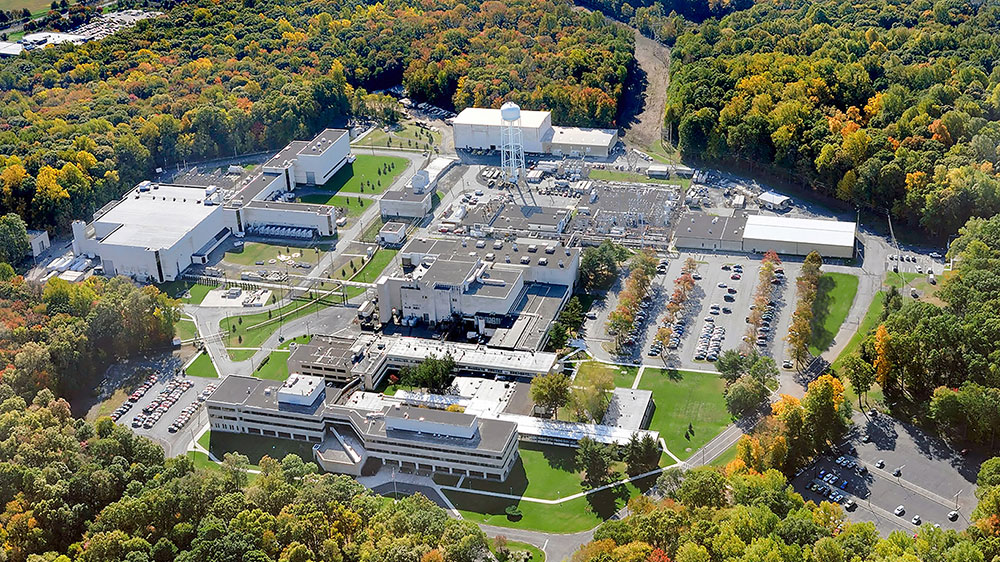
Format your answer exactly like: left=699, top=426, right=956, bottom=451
left=459, top=203, right=573, bottom=238
left=72, top=129, right=350, bottom=282
left=452, top=106, right=619, bottom=158
left=27, top=230, right=50, bottom=258
left=742, top=214, right=856, bottom=258
left=673, top=212, right=857, bottom=258
left=206, top=374, right=520, bottom=480
left=375, top=237, right=580, bottom=345
left=379, top=157, right=456, bottom=219
left=757, top=191, right=792, bottom=210
left=286, top=333, right=561, bottom=390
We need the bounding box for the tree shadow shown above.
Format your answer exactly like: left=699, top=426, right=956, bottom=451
left=615, top=57, right=648, bottom=131
left=810, top=275, right=836, bottom=350
left=585, top=480, right=631, bottom=519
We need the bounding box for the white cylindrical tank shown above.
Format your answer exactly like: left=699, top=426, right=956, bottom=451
left=500, top=102, right=521, bottom=122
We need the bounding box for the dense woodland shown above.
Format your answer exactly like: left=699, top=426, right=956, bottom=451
left=0, top=272, right=179, bottom=400
left=0, top=389, right=491, bottom=561
left=834, top=213, right=1000, bottom=448
left=0, top=0, right=632, bottom=231
left=665, top=0, right=1000, bottom=234
left=573, top=459, right=1000, bottom=562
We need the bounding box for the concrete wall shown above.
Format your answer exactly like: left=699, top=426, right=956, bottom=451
left=242, top=205, right=334, bottom=236
left=674, top=236, right=744, bottom=253
left=743, top=238, right=854, bottom=258
left=379, top=195, right=432, bottom=219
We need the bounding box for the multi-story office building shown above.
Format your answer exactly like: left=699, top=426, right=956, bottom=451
left=206, top=374, right=520, bottom=481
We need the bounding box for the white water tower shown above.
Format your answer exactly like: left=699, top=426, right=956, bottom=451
left=500, top=102, right=526, bottom=185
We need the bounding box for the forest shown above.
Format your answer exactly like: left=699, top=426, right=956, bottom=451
left=832, top=213, right=1000, bottom=448
left=0, top=387, right=490, bottom=562
left=572, top=459, right=1000, bottom=562
left=664, top=0, right=1000, bottom=234
left=0, top=271, right=179, bottom=400
left=0, top=0, right=633, bottom=231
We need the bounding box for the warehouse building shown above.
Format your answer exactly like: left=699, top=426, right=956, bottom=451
left=742, top=214, right=856, bottom=258
left=206, top=374, right=520, bottom=480
left=72, top=129, right=349, bottom=282
left=452, top=107, right=619, bottom=158
left=674, top=212, right=856, bottom=258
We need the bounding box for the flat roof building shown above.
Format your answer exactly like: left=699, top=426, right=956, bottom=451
left=71, top=129, right=349, bottom=282
left=743, top=214, right=856, bottom=258
left=757, top=191, right=792, bottom=210
left=379, top=157, right=455, bottom=219
left=206, top=374, right=520, bottom=481
left=453, top=107, right=618, bottom=158
left=674, top=211, right=857, bottom=258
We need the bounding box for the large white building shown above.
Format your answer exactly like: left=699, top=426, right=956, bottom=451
left=452, top=107, right=619, bottom=158
left=72, top=129, right=350, bottom=282
left=673, top=212, right=857, bottom=258
left=742, top=214, right=856, bottom=258
left=379, top=157, right=456, bottom=219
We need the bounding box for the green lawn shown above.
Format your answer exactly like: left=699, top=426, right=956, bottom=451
left=174, top=318, right=199, bottom=341
left=331, top=249, right=397, bottom=298
left=317, top=154, right=408, bottom=195
left=809, top=273, right=859, bottom=355
left=589, top=169, right=682, bottom=185
left=300, top=194, right=370, bottom=216
left=158, top=280, right=214, bottom=305
left=638, top=369, right=730, bottom=461
left=492, top=540, right=544, bottom=562
left=185, top=352, right=219, bottom=378
left=200, top=430, right=315, bottom=466
left=575, top=361, right=637, bottom=389
left=252, top=350, right=292, bottom=381
left=460, top=443, right=585, bottom=500
left=833, top=291, right=887, bottom=409
left=219, top=295, right=341, bottom=359
left=831, top=291, right=885, bottom=372
left=883, top=271, right=921, bottom=289
left=355, top=124, right=440, bottom=152
left=223, top=242, right=323, bottom=267
left=446, top=475, right=655, bottom=534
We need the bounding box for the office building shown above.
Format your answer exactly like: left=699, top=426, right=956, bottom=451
left=206, top=374, right=520, bottom=480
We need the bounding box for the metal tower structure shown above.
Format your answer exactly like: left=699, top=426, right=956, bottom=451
left=500, top=102, right=526, bottom=185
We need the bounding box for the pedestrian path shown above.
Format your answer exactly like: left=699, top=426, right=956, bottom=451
left=439, top=466, right=669, bottom=505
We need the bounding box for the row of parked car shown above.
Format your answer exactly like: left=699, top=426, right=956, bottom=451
left=111, top=373, right=162, bottom=422
left=695, top=321, right=727, bottom=361
left=131, top=379, right=195, bottom=430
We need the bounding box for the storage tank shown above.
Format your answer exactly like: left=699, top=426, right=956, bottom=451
left=500, top=102, right=521, bottom=122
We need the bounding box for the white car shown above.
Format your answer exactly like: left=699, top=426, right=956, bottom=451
left=894, top=505, right=905, bottom=516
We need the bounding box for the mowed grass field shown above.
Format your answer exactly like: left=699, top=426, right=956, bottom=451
left=808, top=272, right=859, bottom=355
left=459, top=443, right=589, bottom=500
left=320, top=154, right=408, bottom=195
left=445, top=474, right=656, bottom=534
left=638, top=369, right=730, bottom=460
left=223, top=242, right=323, bottom=267
left=220, top=295, right=341, bottom=359
left=185, top=352, right=218, bottom=378
left=574, top=361, right=637, bottom=389
left=157, top=280, right=213, bottom=304
left=0, top=0, right=51, bottom=16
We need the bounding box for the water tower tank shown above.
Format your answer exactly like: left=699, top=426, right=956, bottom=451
left=500, top=102, right=521, bottom=122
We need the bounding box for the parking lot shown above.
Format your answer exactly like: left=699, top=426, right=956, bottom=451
left=113, top=374, right=216, bottom=457
left=633, top=252, right=802, bottom=370
left=791, top=412, right=979, bottom=535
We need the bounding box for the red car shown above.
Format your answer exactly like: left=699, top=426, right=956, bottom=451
left=730, top=273, right=741, bottom=280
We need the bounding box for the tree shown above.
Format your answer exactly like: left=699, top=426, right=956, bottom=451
left=675, top=468, right=726, bottom=508
left=624, top=432, right=660, bottom=476
left=726, top=375, right=766, bottom=416
left=873, top=324, right=892, bottom=391
left=748, top=356, right=779, bottom=389
left=576, top=437, right=614, bottom=484
left=399, top=353, right=455, bottom=393
left=715, top=349, right=749, bottom=383
left=0, top=213, right=29, bottom=264
left=802, top=375, right=848, bottom=448
left=530, top=372, right=571, bottom=419
left=559, top=296, right=584, bottom=330
left=840, top=355, right=875, bottom=410
left=548, top=323, right=568, bottom=350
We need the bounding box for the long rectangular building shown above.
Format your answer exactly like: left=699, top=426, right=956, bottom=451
left=673, top=212, right=856, bottom=258
left=452, top=107, right=619, bottom=158
left=207, top=374, right=520, bottom=481
left=287, top=334, right=561, bottom=390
